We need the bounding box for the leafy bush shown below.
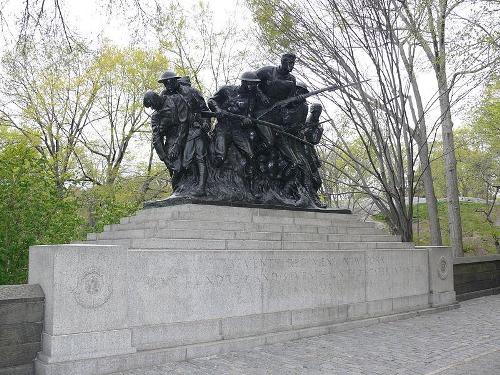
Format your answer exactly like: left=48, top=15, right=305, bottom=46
left=0, top=141, right=84, bottom=284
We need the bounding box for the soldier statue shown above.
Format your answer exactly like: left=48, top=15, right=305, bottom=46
left=302, top=103, right=325, bottom=207
left=256, top=52, right=297, bottom=105
left=141, top=53, right=350, bottom=208
left=208, top=71, right=266, bottom=168
left=144, top=70, right=210, bottom=196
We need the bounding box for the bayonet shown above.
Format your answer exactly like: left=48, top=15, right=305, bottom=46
left=256, top=79, right=369, bottom=119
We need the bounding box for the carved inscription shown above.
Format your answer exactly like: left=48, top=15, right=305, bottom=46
left=367, top=254, right=427, bottom=276
left=142, top=254, right=365, bottom=304
left=128, top=253, right=368, bottom=323
left=366, top=253, right=428, bottom=298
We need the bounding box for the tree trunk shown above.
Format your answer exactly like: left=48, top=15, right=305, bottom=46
left=437, top=72, right=464, bottom=257
left=415, top=130, right=443, bottom=246
left=399, top=43, right=443, bottom=246
left=421, top=156, right=443, bottom=245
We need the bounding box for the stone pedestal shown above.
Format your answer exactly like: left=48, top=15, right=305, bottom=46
left=28, top=204, right=457, bottom=375
left=28, top=245, right=135, bottom=370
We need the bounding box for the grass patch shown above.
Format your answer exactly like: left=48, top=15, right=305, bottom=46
left=415, top=202, right=499, bottom=254
left=373, top=202, right=499, bottom=254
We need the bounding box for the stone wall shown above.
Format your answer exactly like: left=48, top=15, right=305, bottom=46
left=0, top=284, right=44, bottom=375
left=454, top=255, right=500, bottom=301
left=28, top=204, right=458, bottom=375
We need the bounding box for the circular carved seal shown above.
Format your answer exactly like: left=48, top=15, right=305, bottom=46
left=73, top=269, right=112, bottom=309
left=437, top=256, right=448, bottom=280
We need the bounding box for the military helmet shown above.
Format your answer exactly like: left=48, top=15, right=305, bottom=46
left=178, top=76, right=191, bottom=86
left=296, top=80, right=309, bottom=93
left=282, top=52, right=296, bottom=60
left=158, top=70, right=180, bottom=83
left=239, top=71, right=261, bottom=82
left=310, top=103, right=322, bottom=111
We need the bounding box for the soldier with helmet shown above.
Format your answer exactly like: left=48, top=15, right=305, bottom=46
left=143, top=53, right=329, bottom=208
left=144, top=70, right=187, bottom=191
left=208, top=71, right=272, bottom=167
left=145, top=70, right=210, bottom=196
left=268, top=80, right=311, bottom=187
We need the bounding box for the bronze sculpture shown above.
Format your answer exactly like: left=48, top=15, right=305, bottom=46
left=144, top=54, right=336, bottom=208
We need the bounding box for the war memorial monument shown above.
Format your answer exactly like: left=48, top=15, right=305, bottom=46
left=27, top=53, right=457, bottom=374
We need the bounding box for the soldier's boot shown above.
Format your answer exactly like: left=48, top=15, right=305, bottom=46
left=244, top=160, right=262, bottom=200
left=304, top=179, right=326, bottom=208
left=249, top=177, right=262, bottom=200
left=313, top=194, right=327, bottom=209
left=192, top=160, right=207, bottom=197
left=171, top=170, right=180, bottom=192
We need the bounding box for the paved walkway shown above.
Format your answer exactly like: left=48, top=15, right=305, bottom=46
left=114, top=295, right=500, bottom=375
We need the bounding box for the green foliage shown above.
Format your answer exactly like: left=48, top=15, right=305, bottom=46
left=430, top=77, right=499, bottom=200
left=2, top=38, right=100, bottom=191
left=246, top=0, right=297, bottom=50
left=468, top=77, right=500, bottom=156
left=78, top=163, right=172, bottom=233
left=77, top=45, right=169, bottom=186
left=373, top=201, right=499, bottom=254
left=413, top=202, right=499, bottom=254
left=79, top=183, right=142, bottom=233
left=0, top=139, right=84, bottom=284
left=91, top=44, right=169, bottom=95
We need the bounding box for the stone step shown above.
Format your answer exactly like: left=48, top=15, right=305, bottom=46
left=125, top=207, right=359, bottom=226
left=107, top=219, right=250, bottom=233
left=175, top=211, right=357, bottom=226
left=90, top=238, right=226, bottom=250
left=91, top=228, right=398, bottom=243
left=97, top=229, right=282, bottom=241
left=318, top=225, right=380, bottom=235
left=105, top=219, right=377, bottom=234
left=89, top=237, right=413, bottom=251
left=358, top=234, right=400, bottom=242
left=282, top=241, right=413, bottom=251
left=132, top=204, right=353, bottom=221
left=284, top=233, right=399, bottom=243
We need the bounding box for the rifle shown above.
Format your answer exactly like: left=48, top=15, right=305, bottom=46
left=256, top=79, right=369, bottom=119
left=201, top=110, right=315, bottom=147
left=289, top=118, right=332, bottom=134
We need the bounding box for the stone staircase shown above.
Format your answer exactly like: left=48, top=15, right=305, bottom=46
left=82, top=204, right=413, bottom=251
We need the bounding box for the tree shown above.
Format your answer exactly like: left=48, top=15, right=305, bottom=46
left=248, top=0, right=499, bottom=249
left=64, top=44, right=175, bottom=231
left=0, top=0, right=148, bottom=51
left=1, top=34, right=101, bottom=194
left=0, top=132, right=83, bottom=284
left=395, top=0, right=499, bottom=256
left=468, top=77, right=500, bottom=204
left=152, top=0, right=256, bottom=95
left=75, top=45, right=168, bottom=186
left=247, top=0, right=442, bottom=242
left=468, top=77, right=500, bottom=159
left=430, top=78, right=499, bottom=202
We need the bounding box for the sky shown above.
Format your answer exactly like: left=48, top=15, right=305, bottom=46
left=66, top=0, right=251, bottom=47
left=0, top=0, right=252, bottom=52
left=0, top=0, right=485, bottom=129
